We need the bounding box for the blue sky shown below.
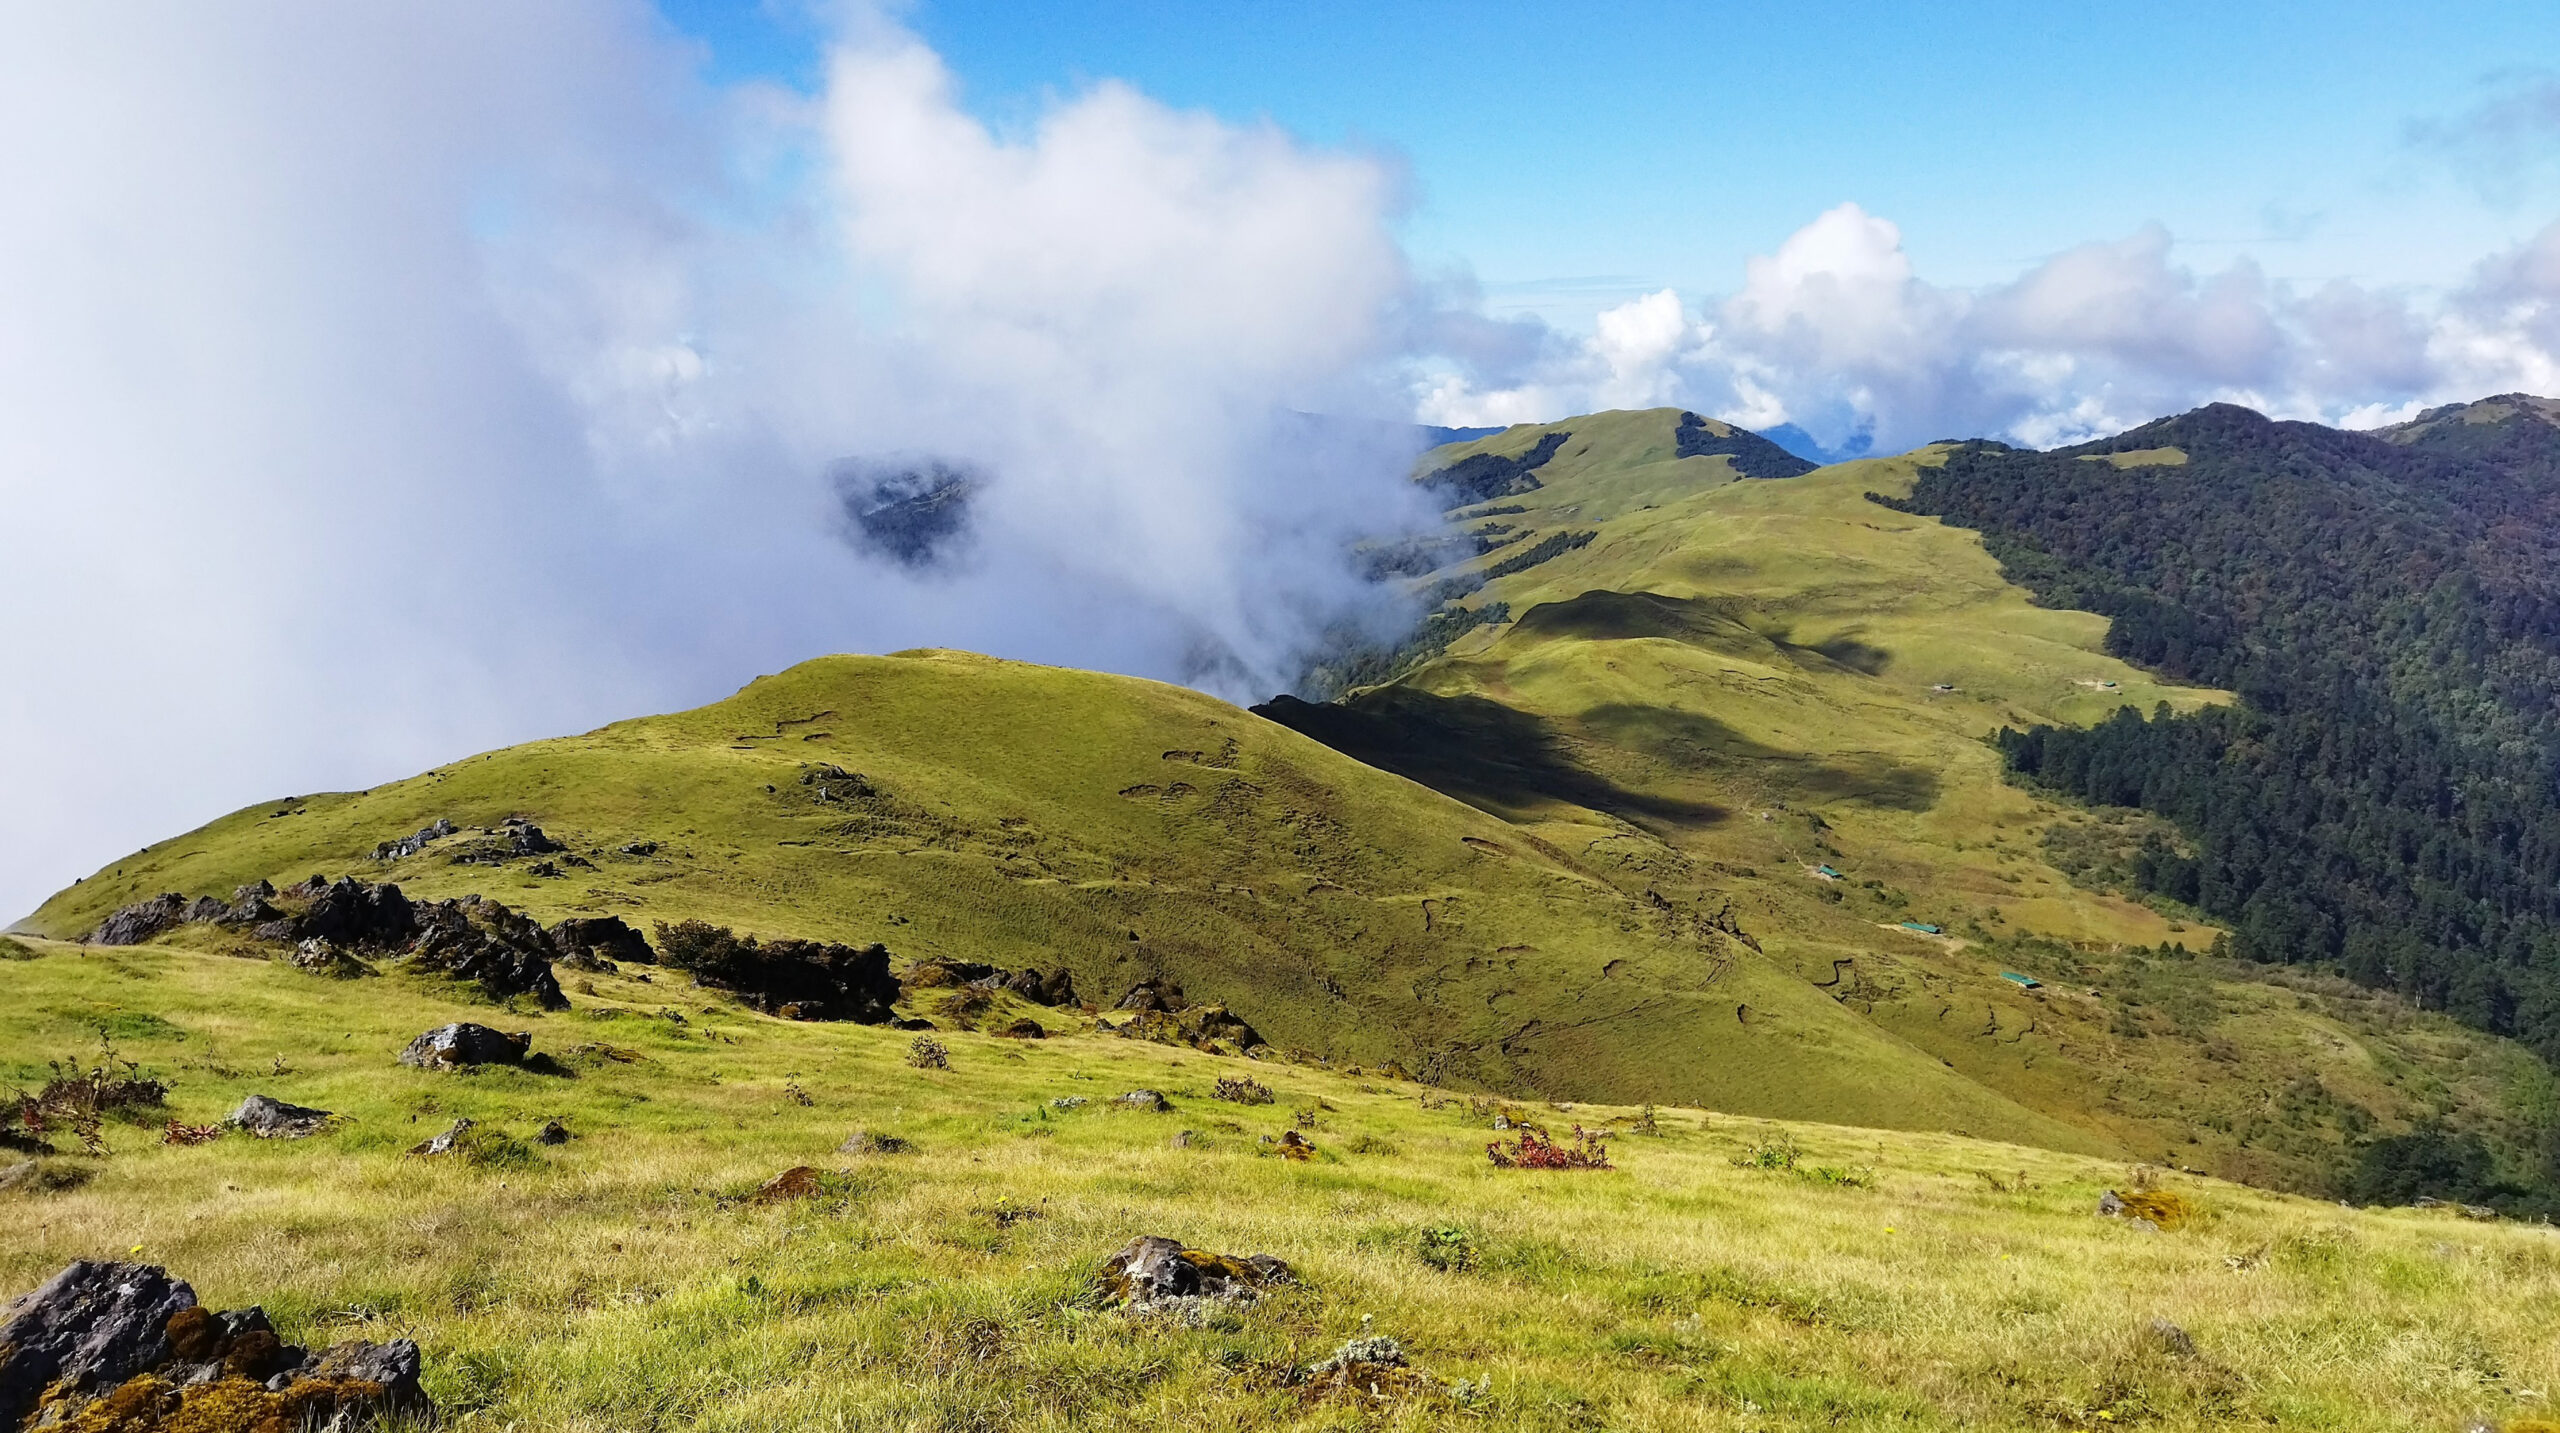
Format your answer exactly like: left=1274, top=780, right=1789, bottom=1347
left=661, top=0, right=2560, bottom=326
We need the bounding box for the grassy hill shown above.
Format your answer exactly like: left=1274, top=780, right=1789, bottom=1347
left=1263, top=408, right=2556, bottom=1198
left=17, top=649, right=2080, bottom=1148
left=3, top=935, right=2555, bottom=1432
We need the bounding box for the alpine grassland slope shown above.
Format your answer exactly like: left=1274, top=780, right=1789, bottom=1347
left=4, top=935, right=2557, bottom=1432
left=20, top=649, right=2069, bottom=1143
left=1263, top=408, right=2559, bottom=1200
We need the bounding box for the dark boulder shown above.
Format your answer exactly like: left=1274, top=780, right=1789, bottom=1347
left=1116, top=978, right=1187, bottom=1014
left=1005, top=967, right=1078, bottom=1006
left=501, top=819, right=563, bottom=856
left=227, top=1094, right=334, bottom=1140
left=294, top=877, right=416, bottom=949
left=551, top=915, right=655, bottom=969
left=0, top=1260, right=430, bottom=1429
left=534, top=1119, right=571, bottom=1146
left=181, top=896, right=227, bottom=924
left=89, top=894, right=185, bottom=947
left=0, top=1260, right=194, bottom=1422
left=397, top=1023, right=529, bottom=1070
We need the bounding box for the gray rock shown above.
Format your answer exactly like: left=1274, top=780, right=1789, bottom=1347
left=837, top=1130, right=912, bottom=1155
left=397, top=1023, right=529, bottom=1069
left=1116, top=1089, right=1173, bottom=1112
left=0, top=1260, right=194, bottom=1424
left=1048, top=1096, right=1088, bottom=1109
left=227, top=1094, right=335, bottom=1139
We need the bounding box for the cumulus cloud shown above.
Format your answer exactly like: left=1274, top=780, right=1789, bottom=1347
left=0, top=3, right=1432, bottom=920
left=1419, top=202, right=2560, bottom=452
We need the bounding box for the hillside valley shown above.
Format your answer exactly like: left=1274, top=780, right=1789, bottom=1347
left=10, top=400, right=2560, bottom=1430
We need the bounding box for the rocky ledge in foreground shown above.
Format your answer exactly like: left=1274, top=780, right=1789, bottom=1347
left=0, top=1260, right=431, bottom=1431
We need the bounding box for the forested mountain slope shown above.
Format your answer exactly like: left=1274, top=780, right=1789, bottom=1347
left=1264, top=407, right=2560, bottom=1204
left=1888, top=399, right=2560, bottom=1076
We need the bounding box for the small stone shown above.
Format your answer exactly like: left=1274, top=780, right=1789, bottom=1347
left=534, top=1120, right=571, bottom=1146
left=1048, top=1096, right=1088, bottom=1109
left=837, top=1131, right=912, bottom=1155
left=406, top=1118, right=474, bottom=1157
left=1117, top=1089, right=1172, bottom=1112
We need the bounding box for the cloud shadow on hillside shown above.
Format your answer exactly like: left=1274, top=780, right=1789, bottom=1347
left=1252, top=689, right=1729, bottom=830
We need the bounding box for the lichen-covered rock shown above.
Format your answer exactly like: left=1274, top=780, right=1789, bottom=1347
left=88, top=894, right=186, bottom=947
left=836, top=1131, right=911, bottom=1155
left=1116, top=1090, right=1172, bottom=1112
left=227, top=1094, right=334, bottom=1140
left=1097, top=1236, right=1292, bottom=1313
left=0, top=1259, right=432, bottom=1430
left=397, top=1023, right=529, bottom=1070
left=1304, top=1333, right=1440, bottom=1399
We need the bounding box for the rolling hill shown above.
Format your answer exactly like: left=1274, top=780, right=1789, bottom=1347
left=24, top=404, right=2559, bottom=1205
left=12, top=400, right=2560, bottom=1430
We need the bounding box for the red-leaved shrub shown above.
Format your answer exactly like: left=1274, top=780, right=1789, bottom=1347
left=1487, top=1125, right=1611, bottom=1170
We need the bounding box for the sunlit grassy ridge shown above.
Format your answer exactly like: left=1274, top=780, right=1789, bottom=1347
left=18, top=649, right=2068, bottom=1143
left=5, top=938, right=2557, bottom=1432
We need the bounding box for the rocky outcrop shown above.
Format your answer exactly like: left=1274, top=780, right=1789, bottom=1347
left=654, top=919, right=898, bottom=1023
left=86, top=874, right=569, bottom=1007
left=406, top=896, right=568, bottom=1008
left=397, top=1022, right=529, bottom=1070
left=88, top=894, right=186, bottom=947
left=1115, top=1003, right=1266, bottom=1053
left=0, top=1260, right=429, bottom=1430
left=226, top=1095, right=334, bottom=1140
left=371, top=817, right=456, bottom=861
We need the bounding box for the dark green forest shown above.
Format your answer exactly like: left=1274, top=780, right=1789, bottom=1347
left=1889, top=400, right=2560, bottom=1117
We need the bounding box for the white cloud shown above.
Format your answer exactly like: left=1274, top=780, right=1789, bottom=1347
left=0, top=4, right=1431, bottom=921
left=1419, top=204, right=2560, bottom=451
